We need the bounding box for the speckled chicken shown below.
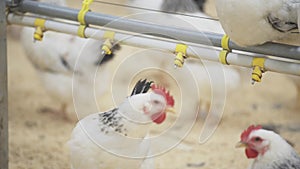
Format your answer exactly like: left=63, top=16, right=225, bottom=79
left=68, top=79, right=175, bottom=169
left=236, top=125, right=300, bottom=169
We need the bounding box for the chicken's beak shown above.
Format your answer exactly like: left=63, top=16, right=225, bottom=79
left=235, top=141, right=248, bottom=148
left=166, top=107, right=176, bottom=114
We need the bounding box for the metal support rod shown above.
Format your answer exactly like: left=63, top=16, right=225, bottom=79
left=0, top=0, right=8, bottom=168
left=17, top=0, right=300, bottom=61
left=7, top=13, right=300, bottom=76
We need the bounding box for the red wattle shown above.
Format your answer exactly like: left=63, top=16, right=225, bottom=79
left=245, top=147, right=259, bottom=159
left=151, top=112, right=166, bottom=124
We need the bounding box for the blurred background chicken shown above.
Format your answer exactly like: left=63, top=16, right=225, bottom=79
left=68, top=79, right=175, bottom=169
left=236, top=125, right=300, bottom=169
left=20, top=0, right=113, bottom=121
left=215, top=0, right=300, bottom=46
left=214, top=0, right=300, bottom=108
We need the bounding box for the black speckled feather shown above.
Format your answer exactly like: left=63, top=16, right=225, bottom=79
left=251, top=150, right=300, bottom=169
left=98, top=108, right=128, bottom=136
left=271, top=151, right=300, bottom=169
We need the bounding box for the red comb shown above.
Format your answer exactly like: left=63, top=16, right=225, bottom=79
left=241, top=125, right=262, bottom=142
left=151, top=84, right=174, bottom=107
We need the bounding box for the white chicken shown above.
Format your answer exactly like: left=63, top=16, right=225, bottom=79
left=236, top=125, right=300, bottom=169
left=20, top=0, right=112, bottom=121
left=68, top=79, right=175, bottom=169
left=215, top=0, right=300, bottom=46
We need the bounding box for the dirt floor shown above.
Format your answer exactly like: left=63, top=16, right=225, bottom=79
left=7, top=0, right=300, bottom=169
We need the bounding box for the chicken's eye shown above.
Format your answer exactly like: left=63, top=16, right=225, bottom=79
left=254, top=137, right=262, bottom=142
left=153, top=100, right=160, bottom=104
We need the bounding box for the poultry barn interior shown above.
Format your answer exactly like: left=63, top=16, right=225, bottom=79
left=2, top=0, right=300, bottom=168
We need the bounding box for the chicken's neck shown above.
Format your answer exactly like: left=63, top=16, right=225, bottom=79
left=252, top=138, right=300, bottom=169
left=251, top=150, right=300, bottom=169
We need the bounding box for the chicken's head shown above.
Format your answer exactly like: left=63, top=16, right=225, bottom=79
left=236, top=125, right=273, bottom=159
left=142, top=84, right=175, bottom=124
left=124, top=79, right=175, bottom=124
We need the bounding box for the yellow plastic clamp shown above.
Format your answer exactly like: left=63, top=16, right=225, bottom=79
left=101, top=31, right=115, bottom=55
left=103, top=31, right=115, bottom=40
left=33, top=18, right=46, bottom=41
left=219, top=50, right=230, bottom=65
left=78, top=0, right=93, bottom=25
left=102, top=39, right=113, bottom=55
left=251, top=58, right=266, bottom=84
left=77, top=25, right=87, bottom=38
left=219, top=34, right=231, bottom=65
left=221, top=34, right=231, bottom=51
left=77, top=0, right=93, bottom=38
left=174, top=44, right=188, bottom=68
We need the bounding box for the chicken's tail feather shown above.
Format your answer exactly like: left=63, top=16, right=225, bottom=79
left=131, top=79, right=153, bottom=96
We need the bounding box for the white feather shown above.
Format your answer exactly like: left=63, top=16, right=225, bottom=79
left=68, top=113, right=152, bottom=169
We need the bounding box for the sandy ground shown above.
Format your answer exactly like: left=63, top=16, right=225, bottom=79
left=7, top=0, right=300, bottom=169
